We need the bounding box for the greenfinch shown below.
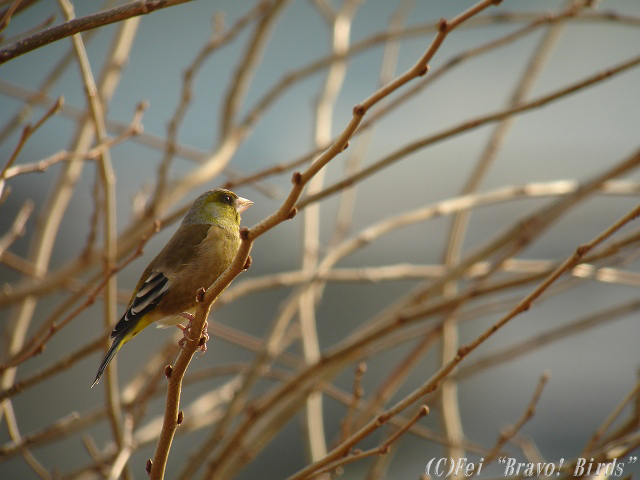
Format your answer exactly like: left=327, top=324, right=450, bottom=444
left=92, top=189, right=252, bottom=387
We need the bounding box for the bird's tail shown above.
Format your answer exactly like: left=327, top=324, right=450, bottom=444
left=91, top=334, right=124, bottom=388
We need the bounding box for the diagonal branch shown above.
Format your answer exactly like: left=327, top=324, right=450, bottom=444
left=150, top=2, right=505, bottom=479
left=0, top=0, right=196, bottom=64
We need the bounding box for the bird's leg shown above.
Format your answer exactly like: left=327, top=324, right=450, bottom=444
left=176, top=313, right=209, bottom=354
left=196, top=321, right=209, bottom=357
left=177, top=312, right=195, bottom=334
left=177, top=312, right=196, bottom=349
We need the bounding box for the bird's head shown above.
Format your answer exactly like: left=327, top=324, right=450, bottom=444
left=183, top=189, right=253, bottom=227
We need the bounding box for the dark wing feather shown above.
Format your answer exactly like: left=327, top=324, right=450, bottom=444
left=93, top=271, right=170, bottom=387
left=110, top=271, right=170, bottom=339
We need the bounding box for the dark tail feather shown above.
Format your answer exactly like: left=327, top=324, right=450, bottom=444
left=92, top=335, right=123, bottom=387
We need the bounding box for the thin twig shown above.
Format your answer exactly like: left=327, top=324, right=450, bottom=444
left=0, top=0, right=138, bottom=436
left=0, top=200, right=34, bottom=258
left=456, top=299, right=640, bottom=381
left=219, top=0, right=288, bottom=139
left=151, top=1, right=269, bottom=211
left=0, top=334, right=105, bottom=401
left=56, top=1, right=126, bottom=471
left=1, top=400, right=51, bottom=479
left=582, top=380, right=640, bottom=456
left=475, top=372, right=550, bottom=472
left=0, top=96, right=63, bottom=185
left=2, top=102, right=145, bottom=180
left=298, top=52, right=640, bottom=209
left=0, top=0, right=196, bottom=64
left=0, top=0, right=25, bottom=32
left=285, top=200, right=640, bottom=480
left=186, top=3, right=503, bottom=478
left=437, top=1, right=575, bottom=467
left=340, top=362, right=367, bottom=442
left=299, top=0, right=361, bottom=465
left=0, top=220, right=158, bottom=371
left=313, top=405, right=430, bottom=478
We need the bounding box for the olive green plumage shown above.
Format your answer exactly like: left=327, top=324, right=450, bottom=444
left=92, top=189, right=252, bottom=387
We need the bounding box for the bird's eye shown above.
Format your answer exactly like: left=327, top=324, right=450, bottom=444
left=222, top=194, right=232, bottom=204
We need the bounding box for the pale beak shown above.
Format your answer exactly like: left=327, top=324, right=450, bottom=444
left=235, top=196, right=253, bottom=214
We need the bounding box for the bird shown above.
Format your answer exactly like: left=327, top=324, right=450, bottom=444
left=92, top=188, right=252, bottom=387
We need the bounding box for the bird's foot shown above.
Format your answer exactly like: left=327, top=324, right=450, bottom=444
left=196, top=321, right=209, bottom=357
left=176, top=314, right=209, bottom=354
left=177, top=313, right=196, bottom=349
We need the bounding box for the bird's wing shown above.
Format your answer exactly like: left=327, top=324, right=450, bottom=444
left=110, top=271, right=170, bottom=339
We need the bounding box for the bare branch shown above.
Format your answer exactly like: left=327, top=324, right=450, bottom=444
left=298, top=52, right=640, bottom=209
left=0, top=0, right=196, bottom=64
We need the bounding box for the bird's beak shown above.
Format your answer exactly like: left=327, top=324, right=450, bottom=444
left=235, top=196, right=253, bottom=214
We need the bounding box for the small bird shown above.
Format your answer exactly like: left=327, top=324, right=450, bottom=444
left=92, top=189, right=252, bottom=387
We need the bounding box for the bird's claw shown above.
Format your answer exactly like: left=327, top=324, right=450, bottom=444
left=177, top=315, right=209, bottom=355
left=195, top=321, right=209, bottom=356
